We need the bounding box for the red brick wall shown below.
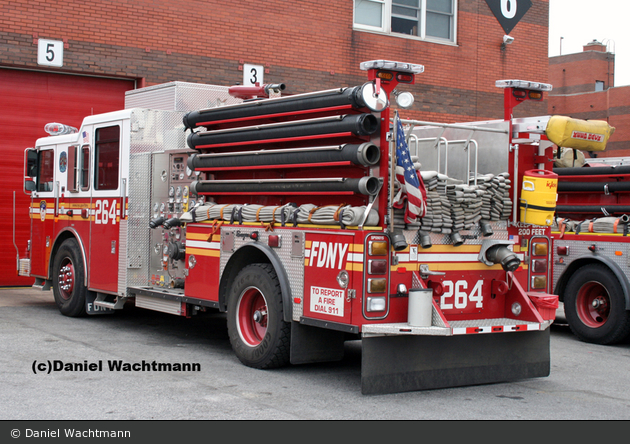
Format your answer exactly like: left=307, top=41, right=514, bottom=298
left=549, top=51, right=615, bottom=94
left=548, top=45, right=629, bottom=158
left=0, top=0, right=550, bottom=122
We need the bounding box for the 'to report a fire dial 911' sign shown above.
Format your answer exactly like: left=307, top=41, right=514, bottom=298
left=485, top=0, right=532, bottom=35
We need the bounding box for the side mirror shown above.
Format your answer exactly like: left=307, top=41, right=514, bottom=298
left=25, top=149, right=38, bottom=177
left=24, top=148, right=38, bottom=194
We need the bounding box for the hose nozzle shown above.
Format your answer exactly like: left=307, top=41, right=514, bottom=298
left=485, top=244, right=521, bottom=272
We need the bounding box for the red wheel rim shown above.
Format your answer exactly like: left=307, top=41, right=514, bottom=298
left=236, top=286, right=268, bottom=346
left=576, top=281, right=610, bottom=328
left=58, top=258, right=75, bottom=300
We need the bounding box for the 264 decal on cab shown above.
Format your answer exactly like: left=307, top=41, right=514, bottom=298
left=94, top=199, right=118, bottom=225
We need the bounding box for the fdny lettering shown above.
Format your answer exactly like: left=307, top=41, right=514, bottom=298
left=571, top=130, right=604, bottom=143
left=309, top=241, right=349, bottom=269
left=310, top=286, right=344, bottom=317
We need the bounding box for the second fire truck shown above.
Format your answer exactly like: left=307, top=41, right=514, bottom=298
left=493, top=106, right=628, bottom=347
left=17, top=61, right=559, bottom=394
left=551, top=151, right=630, bottom=346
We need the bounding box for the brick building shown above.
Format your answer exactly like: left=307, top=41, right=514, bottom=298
left=1, top=0, right=550, bottom=285
left=548, top=39, right=630, bottom=158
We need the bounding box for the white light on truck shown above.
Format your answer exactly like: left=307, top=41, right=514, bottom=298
left=396, top=91, right=415, bottom=109
left=495, top=80, right=553, bottom=92
left=511, top=302, right=522, bottom=316
left=367, top=296, right=386, bottom=312
left=44, top=122, right=78, bottom=135
left=337, top=270, right=349, bottom=289
left=360, top=60, right=425, bottom=74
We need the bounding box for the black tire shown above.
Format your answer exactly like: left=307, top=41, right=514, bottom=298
left=52, top=239, right=87, bottom=317
left=227, top=263, right=290, bottom=369
left=564, top=264, right=630, bottom=344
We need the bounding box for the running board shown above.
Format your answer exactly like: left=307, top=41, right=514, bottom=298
left=361, top=329, right=550, bottom=395
left=93, top=292, right=127, bottom=310
left=32, top=277, right=52, bottom=291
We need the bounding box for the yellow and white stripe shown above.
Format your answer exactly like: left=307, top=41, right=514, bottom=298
left=185, top=232, right=220, bottom=257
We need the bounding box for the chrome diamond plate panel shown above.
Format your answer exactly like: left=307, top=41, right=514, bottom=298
left=405, top=221, right=509, bottom=245
left=552, top=237, right=630, bottom=288
left=125, top=81, right=240, bottom=112
left=220, top=227, right=305, bottom=321
left=362, top=318, right=550, bottom=337
left=126, top=109, right=189, bottom=291
left=117, top=219, right=128, bottom=295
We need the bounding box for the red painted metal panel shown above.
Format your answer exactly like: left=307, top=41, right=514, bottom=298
left=1, top=69, right=134, bottom=286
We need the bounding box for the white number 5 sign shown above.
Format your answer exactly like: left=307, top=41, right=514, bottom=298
left=38, top=39, right=64, bottom=67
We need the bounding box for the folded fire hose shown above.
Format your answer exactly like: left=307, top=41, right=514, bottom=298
left=180, top=202, right=378, bottom=228
left=554, top=215, right=630, bottom=236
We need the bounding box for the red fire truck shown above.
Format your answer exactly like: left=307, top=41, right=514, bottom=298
left=495, top=107, right=628, bottom=346
left=550, top=154, right=630, bottom=346
left=17, top=61, right=558, bottom=394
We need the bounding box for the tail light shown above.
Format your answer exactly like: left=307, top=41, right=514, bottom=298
left=363, top=234, right=390, bottom=317
left=531, top=275, right=547, bottom=289
left=529, top=237, right=549, bottom=292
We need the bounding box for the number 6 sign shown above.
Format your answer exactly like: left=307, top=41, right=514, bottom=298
left=484, top=0, right=532, bottom=35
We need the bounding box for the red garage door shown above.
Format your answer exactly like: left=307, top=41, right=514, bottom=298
left=1, top=69, right=135, bottom=286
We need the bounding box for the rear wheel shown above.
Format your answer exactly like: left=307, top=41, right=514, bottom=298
left=564, top=264, right=630, bottom=344
left=52, top=239, right=87, bottom=317
left=227, top=263, right=290, bottom=369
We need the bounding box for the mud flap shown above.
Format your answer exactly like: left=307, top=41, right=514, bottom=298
left=361, top=329, right=550, bottom=395
left=290, top=321, right=346, bottom=365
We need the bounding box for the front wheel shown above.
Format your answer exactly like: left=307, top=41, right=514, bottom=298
left=227, top=263, right=290, bottom=369
left=52, top=239, right=87, bottom=317
left=564, top=264, right=630, bottom=344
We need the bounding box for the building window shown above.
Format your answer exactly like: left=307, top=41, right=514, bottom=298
left=354, top=0, right=456, bottom=43
left=595, top=80, right=605, bottom=92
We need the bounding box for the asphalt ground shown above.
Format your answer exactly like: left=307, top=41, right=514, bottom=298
left=1, top=286, right=629, bottom=424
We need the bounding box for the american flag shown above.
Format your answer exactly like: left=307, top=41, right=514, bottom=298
left=393, top=112, right=427, bottom=223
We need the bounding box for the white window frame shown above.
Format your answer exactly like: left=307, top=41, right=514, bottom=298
left=353, top=0, right=457, bottom=45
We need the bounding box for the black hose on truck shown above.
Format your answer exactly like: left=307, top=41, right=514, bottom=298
left=187, top=142, right=380, bottom=170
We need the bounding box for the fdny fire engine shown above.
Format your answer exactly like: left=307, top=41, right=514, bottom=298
left=551, top=150, right=630, bottom=346
left=17, top=61, right=559, bottom=394
left=486, top=105, right=627, bottom=347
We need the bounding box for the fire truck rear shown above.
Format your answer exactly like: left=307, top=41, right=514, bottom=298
left=18, top=61, right=557, bottom=394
